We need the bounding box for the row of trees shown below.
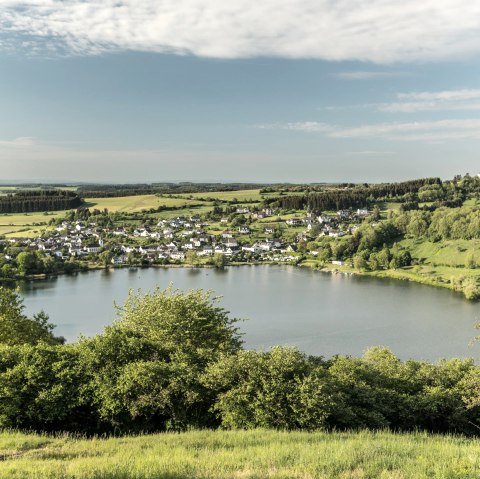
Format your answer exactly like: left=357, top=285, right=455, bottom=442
left=269, top=178, right=444, bottom=211
left=1, top=286, right=480, bottom=435
left=0, top=190, right=82, bottom=213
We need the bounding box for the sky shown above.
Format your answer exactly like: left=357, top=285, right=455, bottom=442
left=1, top=1, right=480, bottom=183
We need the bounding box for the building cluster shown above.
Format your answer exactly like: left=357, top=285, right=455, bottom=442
left=1, top=208, right=369, bottom=265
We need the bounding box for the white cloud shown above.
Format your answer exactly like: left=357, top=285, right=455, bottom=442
left=256, top=122, right=334, bottom=133
left=322, top=89, right=480, bottom=112
left=335, top=71, right=409, bottom=80
left=378, top=89, right=480, bottom=112
left=0, top=137, right=36, bottom=147
left=258, top=119, right=480, bottom=142
left=2, top=1, right=480, bottom=62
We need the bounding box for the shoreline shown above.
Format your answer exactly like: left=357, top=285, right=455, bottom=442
left=6, top=259, right=473, bottom=301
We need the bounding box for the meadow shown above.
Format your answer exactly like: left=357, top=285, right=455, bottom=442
left=1, top=429, right=479, bottom=478
left=175, top=189, right=264, bottom=202
left=85, top=195, right=200, bottom=213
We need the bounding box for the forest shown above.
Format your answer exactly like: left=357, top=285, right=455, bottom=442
left=0, top=190, right=83, bottom=213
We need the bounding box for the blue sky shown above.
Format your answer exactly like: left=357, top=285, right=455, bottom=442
left=1, top=1, right=480, bottom=183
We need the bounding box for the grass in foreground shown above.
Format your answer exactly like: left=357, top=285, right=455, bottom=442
left=1, top=429, right=480, bottom=478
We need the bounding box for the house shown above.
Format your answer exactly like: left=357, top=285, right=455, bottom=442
left=286, top=218, right=302, bottom=226
left=111, top=255, right=127, bottom=265
left=241, top=244, right=262, bottom=254
left=222, top=230, right=234, bottom=239
left=264, top=227, right=275, bottom=234
left=238, top=226, right=250, bottom=234
left=198, top=246, right=214, bottom=256
left=224, top=238, right=238, bottom=248
left=258, top=241, right=273, bottom=252
left=357, top=209, right=369, bottom=216
left=85, top=244, right=101, bottom=254
left=236, top=207, right=249, bottom=214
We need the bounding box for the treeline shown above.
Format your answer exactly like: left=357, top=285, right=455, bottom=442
left=78, top=183, right=273, bottom=198
left=1, top=286, right=480, bottom=436
left=0, top=190, right=83, bottom=213
left=269, top=178, right=443, bottom=211
left=391, top=206, right=480, bottom=241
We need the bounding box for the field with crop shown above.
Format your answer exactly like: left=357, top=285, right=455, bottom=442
left=85, top=195, right=201, bottom=213
left=176, top=189, right=264, bottom=202
left=0, top=212, right=64, bottom=238
left=1, top=429, right=479, bottom=478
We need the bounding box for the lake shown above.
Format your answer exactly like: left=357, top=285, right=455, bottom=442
left=18, top=265, right=480, bottom=361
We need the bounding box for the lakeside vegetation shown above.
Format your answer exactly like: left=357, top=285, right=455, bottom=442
left=2, top=429, right=480, bottom=478
left=1, top=286, right=480, bottom=437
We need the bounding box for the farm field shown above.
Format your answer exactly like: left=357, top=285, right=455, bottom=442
left=1, top=429, right=479, bottom=478
left=175, top=189, right=264, bottom=202
left=0, top=212, right=64, bottom=238
left=85, top=195, right=201, bottom=213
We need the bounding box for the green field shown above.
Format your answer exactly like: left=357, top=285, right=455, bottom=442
left=0, top=195, right=208, bottom=237
left=86, top=195, right=200, bottom=213
left=1, top=429, right=479, bottom=478
left=176, top=189, right=264, bottom=202
left=0, top=212, right=65, bottom=238
left=317, top=237, right=480, bottom=297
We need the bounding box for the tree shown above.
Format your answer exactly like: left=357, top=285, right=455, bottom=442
left=185, top=250, right=201, bottom=266
left=15, top=251, right=39, bottom=276
left=79, top=286, right=243, bottom=431
left=213, top=253, right=227, bottom=268
left=204, top=347, right=335, bottom=430
left=0, top=287, right=64, bottom=346
left=99, top=250, right=114, bottom=268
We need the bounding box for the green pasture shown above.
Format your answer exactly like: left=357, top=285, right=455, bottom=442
left=1, top=429, right=480, bottom=478
left=0, top=212, right=64, bottom=238
left=175, top=189, right=264, bottom=202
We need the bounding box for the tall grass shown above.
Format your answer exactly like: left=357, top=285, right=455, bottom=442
left=1, top=429, right=480, bottom=478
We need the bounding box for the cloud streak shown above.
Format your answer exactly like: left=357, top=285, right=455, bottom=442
left=335, top=71, right=410, bottom=80
left=2, top=1, right=480, bottom=62
left=258, top=119, right=480, bottom=142
left=379, top=89, right=480, bottom=112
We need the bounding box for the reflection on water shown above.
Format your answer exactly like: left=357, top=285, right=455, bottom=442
left=19, top=265, right=480, bottom=361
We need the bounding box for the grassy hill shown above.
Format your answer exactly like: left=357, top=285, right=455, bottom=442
left=1, top=429, right=480, bottom=478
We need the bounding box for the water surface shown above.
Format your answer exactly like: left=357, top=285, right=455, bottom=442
left=19, top=266, right=480, bottom=361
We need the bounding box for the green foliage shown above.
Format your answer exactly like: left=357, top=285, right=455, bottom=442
left=204, top=347, right=335, bottom=430
left=212, top=253, right=227, bottom=268
left=0, top=343, right=87, bottom=430
left=113, top=286, right=242, bottom=363
left=77, top=286, right=243, bottom=431
left=0, top=287, right=64, bottom=346
left=1, top=286, right=480, bottom=435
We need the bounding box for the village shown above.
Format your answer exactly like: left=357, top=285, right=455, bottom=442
left=1, top=207, right=371, bottom=267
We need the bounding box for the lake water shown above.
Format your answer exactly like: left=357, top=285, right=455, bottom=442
left=18, top=265, right=480, bottom=361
